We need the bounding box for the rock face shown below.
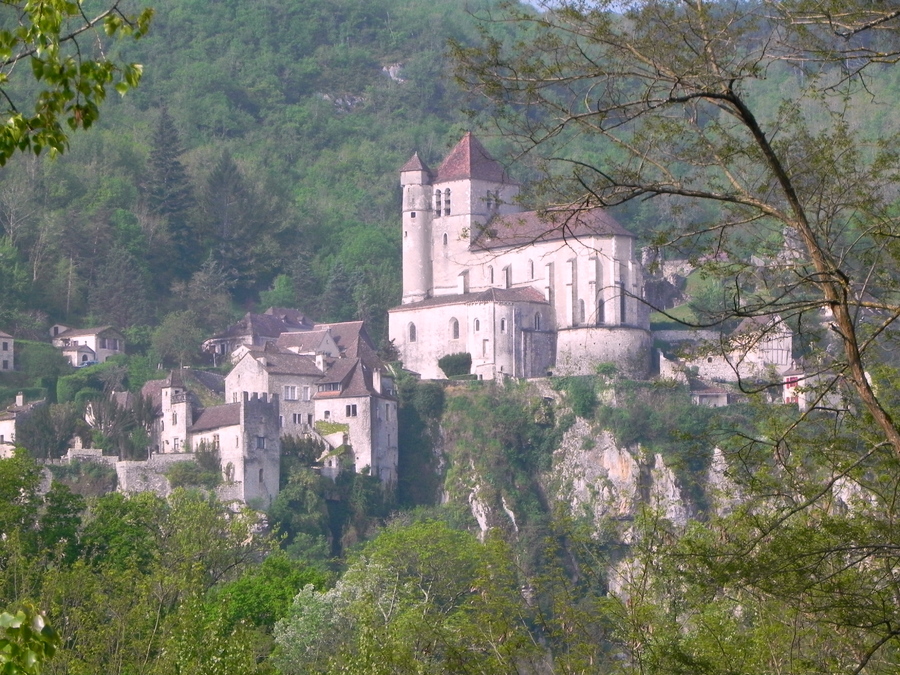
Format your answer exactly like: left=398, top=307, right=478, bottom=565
left=550, top=418, right=689, bottom=528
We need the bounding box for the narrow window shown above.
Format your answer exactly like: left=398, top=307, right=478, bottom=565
left=482, top=339, right=488, bottom=356
left=444, top=188, right=451, bottom=215
left=2, top=360, right=7, bottom=370
left=451, top=318, right=459, bottom=340
left=528, top=260, right=534, bottom=279
left=597, top=294, right=605, bottom=325
left=324, top=410, right=330, bottom=420
left=213, top=434, right=220, bottom=450
left=2, top=342, right=8, bottom=350
left=488, top=266, right=494, bottom=284
left=434, top=190, right=442, bottom=215
left=442, top=232, right=448, bottom=246
left=279, top=415, right=284, bottom=428
left=307, top=414, right=313, bottom=426
left=259, top=468, right=264, bottom=483
left=385, top=403, right=390, bottom=421
left=579, top=299, right=586, bottom=325
left=534, top=313, right=542, bottom=330
left=409, top=323, right=417, bottom=342
left=232, top=393, right=238, bottom=403
left=172, top=412, right=177, bottom=425
left=500, top=318, right=507, bottom=333
left=257, top=436, right=266, bottom=449
left=474, top=318, right=480, bottom=332
left=173, top=437, right=180, bottom=451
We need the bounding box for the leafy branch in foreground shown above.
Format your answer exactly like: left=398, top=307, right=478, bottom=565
left=0, top=1, right=152, bottom=163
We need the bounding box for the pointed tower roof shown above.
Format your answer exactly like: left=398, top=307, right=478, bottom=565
left=400, top=151, right=432, bottom=175
left=436, top=132, right=511, bottom=183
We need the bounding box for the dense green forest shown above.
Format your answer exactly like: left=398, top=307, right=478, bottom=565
left=0, top=0, right=527, bottom=353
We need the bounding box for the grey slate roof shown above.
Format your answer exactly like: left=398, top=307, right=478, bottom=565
left=190, top=403, right=241, bottom=432
left=471, top=208, right=633, bottom=251
left=255, top=351, right=322, bottom=377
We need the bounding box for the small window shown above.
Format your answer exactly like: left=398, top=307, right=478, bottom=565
left=500, top=318, right=507, bottom=333
left=257, top=436, right=266, bottom=449
left=346, top=404, right=357, bottom=417
left=409, top=323, right=417, bottom=342
left=259, top=468, right=264, bottom=483
left=474, top=318, right=480, bottom=332
left=442, top=232, right=448, bottom=246
left=2, top=360, right=7, bottom=370
left=303, top=386, right=310, bottom=401
left=534, top=313, right=542, bottom=330
left=434, top=190, right=442, bottom=214
left=279, top=415, right=284, bottom=428
left=2, top=342, right=7, bottom=350
left=385, top=403, right=390, bottom=421
left=81, top=354, right=88, bottom=363
left=173, top=437, right=180, bottom=450
left=482, top=339, right=488, bottom=356
left=528, top=260, right=534, bottom=279
left=444, top=188, right=451, bottom=216
left=450, top=318, right=459, bottom=340
left=410, top=212, right=416, bottom=219
left=213, top=434, right=220, bottom=450
left=172, top=412, right=177, bottom=425
left=707, top=357, right=714, bottom=363
left=488, top=266, right=494, bottom=284
left=324, top=410, right=330, bottom=420
left=307, top=414, right=313, bottom=426
left=232, top=393, right=238, bottom=403
left=293, top=413, right=301, bottom=424
left=579, top=299, right=586, bottom=325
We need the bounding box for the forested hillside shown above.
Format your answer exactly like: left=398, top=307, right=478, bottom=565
left=0, top=0, right=522, bottom=352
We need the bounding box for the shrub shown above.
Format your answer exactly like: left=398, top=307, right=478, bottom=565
left=438, top=352, right=472, bottom=378
left=165, top=460, right=221, bottom=490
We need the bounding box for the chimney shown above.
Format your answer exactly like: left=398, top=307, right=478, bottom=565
left=15, top=392, right=23, bottom=407
left=373, top=369, right=382, bottom=394
left=316, top=352, right=326, bottom=371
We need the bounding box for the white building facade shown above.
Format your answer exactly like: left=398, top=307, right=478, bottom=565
left=389, top=133, right=652, bottom=380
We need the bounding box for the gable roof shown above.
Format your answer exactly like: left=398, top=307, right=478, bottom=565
left=190, top=403, right=241, bottom=432
left=254, top=350, right=322, bottom=377
left=435, top=133, right=511, bottom=184
left=314, top=321, right=384, bottom=371
left=208, top=310, right=314, bottom=342
left=276, top=329, right=335, bottom=355
left=0, top=330, right=11, bottom=339
left=55, top=325, right=124, bottom=339
left=472, top=208, right=633, bottom=250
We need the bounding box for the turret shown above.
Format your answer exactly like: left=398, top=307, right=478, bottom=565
left=400, top=152, right=433, bottom=303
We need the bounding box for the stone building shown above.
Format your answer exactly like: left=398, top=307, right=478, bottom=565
left=225, top=321, right=398, bottom=485
left=50, top=325, right=126, bottom=365
left=142, top=370, right=281, bottom=507
left=388, top=133, right=652, bottom=380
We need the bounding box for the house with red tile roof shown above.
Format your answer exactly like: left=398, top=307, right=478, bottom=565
left=389, top=133, right=652, bottom=380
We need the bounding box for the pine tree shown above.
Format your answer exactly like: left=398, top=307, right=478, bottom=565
left=145, top=108, right=198, bottom=278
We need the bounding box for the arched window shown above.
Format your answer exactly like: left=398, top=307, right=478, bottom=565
left=434, top=190, right=442, bottom=215
left=450, top=318, right=459, bottom=340
left=474, top=319, right=480, bottom=332
left=444, top=188, right=451, bottom=215
left=597, top=293, right=605, bottom=325
left=409, top=323, right=417, bottom=342
left=442, top=232, right=448, bottom=246
left=534, top=313, right=542, bottom=330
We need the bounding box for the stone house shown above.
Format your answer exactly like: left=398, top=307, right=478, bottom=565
left=50, top=325, right=126, bottom=365
left=141, top=370, right=281, bottom=507
left=0, top=392, right=43, bottom=458
left=224, top=321, right=398, bottom=485
left=0, top=330, right=12, bottom=372
left=202, top=307, right=316, bottom=364
left=388, top=133, right=652, bottom=380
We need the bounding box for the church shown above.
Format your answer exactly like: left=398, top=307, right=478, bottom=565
left=388, top=133, right=652, bottom=380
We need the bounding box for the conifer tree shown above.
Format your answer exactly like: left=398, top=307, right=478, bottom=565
left=145, top=108, right=198, bottom=278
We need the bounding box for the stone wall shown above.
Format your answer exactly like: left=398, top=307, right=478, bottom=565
left=554, top=326, right=652, bottom=378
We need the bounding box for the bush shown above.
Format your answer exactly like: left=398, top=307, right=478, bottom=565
left=438, top=352, right=472, bottom=378
left=165, top=460, right=221, bottom=490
